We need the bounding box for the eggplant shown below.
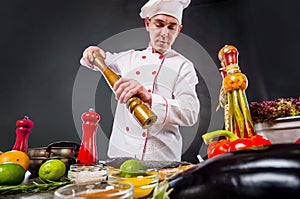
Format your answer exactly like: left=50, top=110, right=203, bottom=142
left=168, top=143, right=300, bottom=199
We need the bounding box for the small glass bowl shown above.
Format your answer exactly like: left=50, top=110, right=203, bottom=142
left=67, top=163, right=109, bottom=184
left=108, top=169, right=159, bottom=199
left=54, top=181, right=134, bottom=199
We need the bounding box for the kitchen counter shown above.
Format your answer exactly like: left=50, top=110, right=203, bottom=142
left=0, top=176, right=68, bottom=199
left=0, top=191, right=54, bottom=199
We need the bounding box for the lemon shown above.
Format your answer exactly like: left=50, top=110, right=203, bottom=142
left=0, top=162, right=25, bottom=185
left=38, top=159, right=66, bottom=182
left=120, top=159, right=146, bottom=177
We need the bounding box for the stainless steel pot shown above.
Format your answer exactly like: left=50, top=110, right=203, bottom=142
left=46, top=141, right=80, bottom=158
left=27, top=147, right=49, bottom=158
left=29, top=157, right=47, bottom=177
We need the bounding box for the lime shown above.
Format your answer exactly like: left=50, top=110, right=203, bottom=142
left=0, top=162, right=25, bottom=185
left=119, top=159, right=146, bottom=177
left=38, top=159, right=66, bottom=182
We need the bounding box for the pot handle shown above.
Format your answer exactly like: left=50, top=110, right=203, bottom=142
left=48, top=156, right=77, bottom=163
left=46, top=141, right=80, bottom=152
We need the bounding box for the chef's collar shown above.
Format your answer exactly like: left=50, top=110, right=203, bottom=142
left=146, top=46, right=174, bottom=57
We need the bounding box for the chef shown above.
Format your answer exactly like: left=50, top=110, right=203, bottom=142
left=80, top=0, right=200, bottom=161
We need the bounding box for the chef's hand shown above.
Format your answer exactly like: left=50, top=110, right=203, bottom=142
left=80, top=46, right=106, bottom=70
left=113, top=78, right=152, bottom=106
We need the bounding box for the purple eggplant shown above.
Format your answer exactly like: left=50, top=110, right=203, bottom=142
left=168, top=143, right=300, bottom=199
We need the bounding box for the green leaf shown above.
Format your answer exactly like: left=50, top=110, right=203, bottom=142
left=151, top=180, right=173, bottom=199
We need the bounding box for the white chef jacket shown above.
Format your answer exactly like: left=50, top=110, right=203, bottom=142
left=81, top=46, right=200, bottom=161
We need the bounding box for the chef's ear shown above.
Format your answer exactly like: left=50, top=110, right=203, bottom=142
left=144, top=17, right=150, bottom=31
left=178, top=24, right=183, bottom=32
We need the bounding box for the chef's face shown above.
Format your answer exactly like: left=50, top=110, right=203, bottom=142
left=144, top=14, right=183, bottom=54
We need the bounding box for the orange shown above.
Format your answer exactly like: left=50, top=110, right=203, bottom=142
left=0, top=150, right=30, bottom=170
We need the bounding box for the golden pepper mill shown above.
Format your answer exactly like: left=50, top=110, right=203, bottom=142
left=92, top=51, right=157, bottom=129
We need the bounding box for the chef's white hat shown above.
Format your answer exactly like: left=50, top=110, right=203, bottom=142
left=140, top=0, right=191, bottom=24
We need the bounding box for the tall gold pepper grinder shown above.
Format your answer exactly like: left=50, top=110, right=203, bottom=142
left=92, top=51, right=157, bottom=129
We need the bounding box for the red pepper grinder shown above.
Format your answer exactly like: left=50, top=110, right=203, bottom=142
left=77, top=108, right=101, bottom=165
left=12, top=116, right=34, bottom=152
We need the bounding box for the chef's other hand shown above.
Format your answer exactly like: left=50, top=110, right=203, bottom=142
left=80, top=46, right=106, bottom=69
left=113, top=78, right=152, bottom=106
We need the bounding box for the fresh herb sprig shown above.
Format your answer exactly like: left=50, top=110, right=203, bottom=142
left=0, top=177, right=70, bottom=195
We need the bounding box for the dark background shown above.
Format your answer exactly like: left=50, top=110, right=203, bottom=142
left=1, top=0, right=299, bottom=163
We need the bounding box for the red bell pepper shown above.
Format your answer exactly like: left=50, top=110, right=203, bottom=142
left=206, top=139, right=230, bottom=158
left=296, top=138, right=300, bottom=144
left=202, top=130, right=272, bottom=158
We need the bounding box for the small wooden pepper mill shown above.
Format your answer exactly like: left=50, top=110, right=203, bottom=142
left=92, top=51, right=157, bottom=129
left=12, top=116, right=34, bottom=152
left=77, top=108, right=100, bottom=165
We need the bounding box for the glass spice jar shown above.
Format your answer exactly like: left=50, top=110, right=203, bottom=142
left=67, top=163, right=109, bottom=184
